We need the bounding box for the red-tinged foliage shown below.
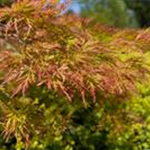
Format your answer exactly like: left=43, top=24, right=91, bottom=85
left=0, top=0, right=149, bottom=105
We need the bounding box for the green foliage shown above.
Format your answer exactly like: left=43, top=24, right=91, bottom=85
left=125, top=0, right=150, bottom=27
left=0, top=0, right=150, bottom=150
left=80, top=0, right=139, bottom=28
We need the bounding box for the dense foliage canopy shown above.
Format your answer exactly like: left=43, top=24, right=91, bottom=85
left=0, top=0, right=150, bottom=150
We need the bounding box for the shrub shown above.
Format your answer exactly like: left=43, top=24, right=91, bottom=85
left=0, top=0, right=150, bottom=149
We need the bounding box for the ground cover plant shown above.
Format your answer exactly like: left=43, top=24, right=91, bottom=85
left=0, top=0, right=150, bottom=150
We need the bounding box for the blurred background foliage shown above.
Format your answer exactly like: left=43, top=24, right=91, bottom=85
left=1, top=0, right=150, bottom=150
left=79, top=0, right=139, bottom=28
left=75, top=0, right=150, bottom=28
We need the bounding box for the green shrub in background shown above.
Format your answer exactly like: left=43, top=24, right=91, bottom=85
left=0, top=0, right=150, bottom=150
left=125, top=0, right=150, bottom=27
left=0, top=0, right=13, bottom=6
left=79, top=0, right=139, bottom=28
